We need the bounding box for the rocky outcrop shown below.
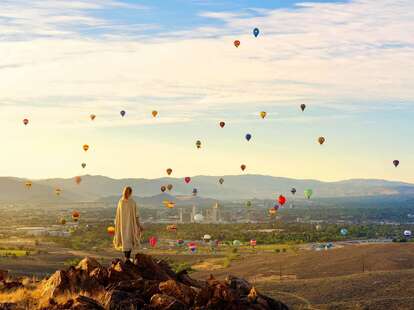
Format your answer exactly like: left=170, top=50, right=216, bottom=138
left=0, top=254, right=289, bottom=310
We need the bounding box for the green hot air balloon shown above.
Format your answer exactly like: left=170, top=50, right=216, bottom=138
left=245, top=201, right=252, bottom=208
left=304, top=189, right=313, bottom=199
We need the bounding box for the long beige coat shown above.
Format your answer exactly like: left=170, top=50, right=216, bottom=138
left=113, top=198, right=141, bottom=251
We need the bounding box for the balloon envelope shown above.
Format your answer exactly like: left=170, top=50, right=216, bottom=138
left=90, top=114, right=96, bottom=120
left=340, top=228, right=348, bottom=236
left=404, top=230, right=412, bottom=237
left=233, top=240, right=241, bottom=247
left=219, top=121, right=225, bottom=128
left=291, top=188, right=297, bottom=195
left=166, top=168, right=173, bottom=175
left=219, top=178, right=224, bottom=185
left=253, top=28, right=260, bottom=37
left=149, top=236, right=158, bottom=247
left=241, top=164, right=246, bottom=171
left=75, top=176, right=82, bottom=184
left=160, top=186, right=166, bottom=193
left=83, top=144, right=89, bottom=152
left=304, top=189, right=313, bottom=199
left=300, top=104, right=306, bottom=112
left=318, top=137, right=325, bottom=145
left=81, top=163, right=86, bottom=169
left=152, top=110, right=158, bottom=118
left=278, top=195, right=286, bottom=206
left=23, top=119, right=29, bottom=126
left=107, top=226, right=115, bottom=236
left=245, top=134, right=252, bottom=141
left=260, top=111, right=267, bottom=119
left=185, top=177, right=191, bottom=184
left=196, top=140, right=202, bottom=149
left=393, top=160, right=400, bottom=167
left=234, top=40, right=240, bottom=48
left=167, top=184, right=173, bottom=191
left=25, top=181, right=32, bottom=189
left=120, top=110, right=126, bottom=117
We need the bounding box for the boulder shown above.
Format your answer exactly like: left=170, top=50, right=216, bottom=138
left=133, top=254, right=174, bottom=282
left=150, top=294, right=186, bottom=310
left=76, top=257, right=102, bottom=274
left=103, top=289, right=145, bottom=310
left=159, top=280, right=195, bottom=306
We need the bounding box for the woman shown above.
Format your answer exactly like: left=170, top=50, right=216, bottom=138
left=113, top=186, right=143, bottom=261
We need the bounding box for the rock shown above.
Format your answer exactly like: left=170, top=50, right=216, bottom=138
left=150, top=294, right=186, bottom=310
left=226, top=276, right=252, bottom=296
left=107, top=259, right=142, bottom=284
left=247, top=287, right=258, bottom=303
left=133, top=254, right=174, bottom=282
left=0, top=270, right=8, bottom=282
left=159, top=280, right=195, bottom=306
left=90, top=266, right=109, bottom=286
left=76, top=257, right=102, bottom=274
left=104, top=289, right=145, bottom=310
left=176, top=270, right=206, bottom=289
left=72, top=295, right=105, bottom=310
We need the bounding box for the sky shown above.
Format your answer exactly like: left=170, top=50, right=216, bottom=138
left=0, top=0, right=414, bottom=182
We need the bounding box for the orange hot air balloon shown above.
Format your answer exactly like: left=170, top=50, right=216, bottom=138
left=260, top=111, right=267, bottom=119
left=90, top=114, right=96, bottom=121
left=23, top=118, right=29, bottom=126
left=166, top=168, right=173, bottom=176
left=152, top=110, right=158, bottom=118
left=83, top=144, right=89, bottom=152
left=318, top=137, right=326, bottom=145
left=167, top=224, right=177, bottom=232
left=167, top=202, right=175, bottom=209
left=234, top=40, right=240, bottom=48
left=25, top=181, right=32, bottom=189
left=107, top=226, right=115, bottom=236
left=167, top=184, right=173, bottom=191
left=55, top=188, right=62, bottom=196
left=75, top=176, right=82, bottom=185
left=241, top=164, right=246, bottom=171
left=59, top=218, right=66, bottom=225
left=72, top=211, right=80, bottom=222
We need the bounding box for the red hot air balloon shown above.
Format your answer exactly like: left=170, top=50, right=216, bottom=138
left=234, top=40, right=240, bottom=48
left=149, top=236, right=157, bottom=248
left=184, top=177, right=191, bottom=184
left=241, top=164, right=246, bottom=171
left=278, top=195, right=286, bottom=206
left=23, top=119, right=29, bottom=126
left=219, top=121, right=225, bottom=128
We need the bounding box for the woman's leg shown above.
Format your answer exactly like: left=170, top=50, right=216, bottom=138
left=124, top=250, right=131, bottom=260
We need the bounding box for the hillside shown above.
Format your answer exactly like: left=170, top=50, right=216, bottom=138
left=0, top=174, right=414, bottom=202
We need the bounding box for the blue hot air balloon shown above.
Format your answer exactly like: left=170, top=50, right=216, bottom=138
left=340, top=228, right=348, bottom=236
left=253, top=28, right=260, bottom=38
left=120, top=110, right=126, bottom=117
left=245, top=133, right=252, bottom=142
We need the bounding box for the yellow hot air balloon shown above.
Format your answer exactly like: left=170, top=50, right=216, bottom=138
left=107, top=226, right=115, bottom=236
left=152, top=110, right=158, bottom=118
left=25, top=181, right=32, bottom=189
left=260, top=111, right=267, bottom=119
left=83, top=144, right=89, bottom=152
left=318, top=137, right=326, bottom=145
left=90, top=114, right=96, bottom=121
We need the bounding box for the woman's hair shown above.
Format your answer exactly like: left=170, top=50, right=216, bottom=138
left=122, top=186, right=133, bottom=200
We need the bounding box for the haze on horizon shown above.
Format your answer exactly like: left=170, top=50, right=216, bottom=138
left=0, top=0, right=413, bottom=183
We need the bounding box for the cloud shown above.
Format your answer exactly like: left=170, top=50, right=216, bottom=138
left=0, top=0, right=413, bottom=130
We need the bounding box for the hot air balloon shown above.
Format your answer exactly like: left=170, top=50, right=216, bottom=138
left=318, top=137, right=325, bottom=145
left=192, top=188, right=198, bottom=196
left=81, top=163, right=86, bottom=169
left=404, top=230, right=412, bottom=237
left=316, top=224, right=322, bottom=231
left=250, top=239, right=257, bottom=247
left=25, top=181, right=32, bottom=189
left=184, top=177, right=191, bottom=184
left=59, top=218, right=66, bottom=225
left=188, top=242, right=197, bottom=253
left=160, top=186, right=166, bottom=193
left=278, top=195, right=286, bottom=206
left=177, top=239, right=184, bottom=246
left=72, top=211, right=80, bottom=222
left=273, top=204, right=280, bottom=211
left=300, top=104, right=306, bottom=112
left=260, top=111, right=267, bottom=119
left=241, top=164, right=246, bottom=171
left=246, top=201, right=252, bottom=208
left=233, top=240, right=241, bottom=247
left=107, top=226, right=115, bottom=236
left=245, top=134, right=252, bottom=142
left=194, top=214, right=204, bottom=223
left=55, top=188, right=62, bottom=196
left=167, top=184, right=173, bottom=191
left=234, top=40, right=240, bottom=48
left=340, top=228, right=348, bottom=236
left=75, top=176, right=82, bottom=185
left=219, top=178, right=224, bottom=185
left=23, top=118, right=29, bottom=126
left=166, top=168, right=173, bottom=176
left=203, top=234, right=212, bottom=241
left=269, top=208, right=277, bottom=215
left=149, top=236, right=158, bottom=248
left=291, top=188, right=297, bottom=195
left=167, top=224, right=177, bottom=232
left=120, top=110, right=126, bottom=117
left=304, top=189, right=313, bottom=199
left=253, top=28, right=260, bottom=38
left=393, top=160, right=400, bottom=167
left=152, top=110, right=158, bottom=118
left=219, top=121, right=225, bottom=128
left=196, top=140, right=202, bottom=149
left=166, top=202, right=175, bottom=209
left=83, top=144, right=89, bottom=152
left=90, top=114, right=96, bottom=121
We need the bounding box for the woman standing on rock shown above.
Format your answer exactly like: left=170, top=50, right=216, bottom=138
left=114, top=186, right=143, bottom=261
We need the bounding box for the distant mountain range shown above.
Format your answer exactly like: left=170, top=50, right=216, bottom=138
left=1, top=174, right=414, bottom=203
